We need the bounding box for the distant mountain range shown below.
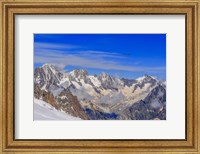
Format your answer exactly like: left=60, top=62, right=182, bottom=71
left=34, top=63, right=166, bottom=120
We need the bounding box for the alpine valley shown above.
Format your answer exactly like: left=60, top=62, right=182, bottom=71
left=34, top=64, right=166, bottom=120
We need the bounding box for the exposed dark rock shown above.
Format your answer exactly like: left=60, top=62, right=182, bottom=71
left=121, top=78, right=137, bottom=87
left=126, top=85, right=166, bottom=120
left=132, top=75, right=157, bottom=93
left=85, top=108, right=119, bottom=120
left=56, top=88, right=89, bottom=120
left=98, top=72, right=120, bottom=90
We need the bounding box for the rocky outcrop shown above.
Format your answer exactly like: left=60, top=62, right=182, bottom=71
left=34, top=84, right=58, bottom=108
left=124, top=85, right=166, bottom=120
left=34, top=84, right=89, bottom=120
left=121, top=78, right=137, bottom=87
left=132, top=75, right=157, bottom=93
left=56, top=89, right=89, bottom=120
left=85, top=108, right=119, bottom=120
left=98, top=72, right=121, bottom=90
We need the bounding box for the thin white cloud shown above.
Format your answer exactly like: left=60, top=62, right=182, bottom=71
left=34, top=50, right=165, bottom=73
left=81, top=50, right=121, bottom=55
left=34, top=42, right=127, bottom=58
left=34, top=42, right=165, bottom=73
left=76, top=50, right=127, bottom=59
left=34, top=42, right=79, bottom=50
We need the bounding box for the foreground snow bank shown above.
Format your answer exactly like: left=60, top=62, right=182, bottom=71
left=34, top=98, right=82, bottom=120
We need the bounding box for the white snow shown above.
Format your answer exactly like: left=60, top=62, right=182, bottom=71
left=71, top=81, right=81, bottom=89
left=98, top=91, right=125, bottom=105
left=136, top=75, right=157, bottom=82
left=59, top=77, right=69, bottom=85
left=89, top=76, right=101, bottom=87
left=136, top=76, right=146, bottom=82
left=34, top=98, right=81, bottom=120
left=36, top=64, right=165, bottom=112
left=49, top=65, right=56, bottom=75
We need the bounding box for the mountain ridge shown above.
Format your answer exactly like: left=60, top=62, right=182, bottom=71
left=34, top=63, right=166, bottom=120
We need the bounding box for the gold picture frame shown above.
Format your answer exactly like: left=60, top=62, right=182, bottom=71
left=0, top=0, right=199, bottom=153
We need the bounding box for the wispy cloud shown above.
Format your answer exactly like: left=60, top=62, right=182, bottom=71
left=34, top=42, right=79, bottom=50
left=76, top=50, right=127, bottom=59
left=34, top=47, right=165, bottom=73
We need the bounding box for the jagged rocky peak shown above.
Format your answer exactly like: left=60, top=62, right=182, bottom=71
left=35, top=63, right=64, bottom=77
left=98, top=72, right=109, bottom=78
left=42, top=63, right=56, bottom=69
left=98, top=72, right=114, bottom=82
left=69, top=69, right=88, bottom=79
left=136, top=74, right=158, bottom=87
left=121, top=78, right=137, bottom=87
left=34, top=63, right=64, bottom=91
left=144, top=84, right=166, bottom=108
left=41, top=63, right=63, bottom=74
left=136, top=74, right=157, bottom=83
left=56, top=88, right=90, bottom=120
left=131, top=75, right=158, bottom=93
left=98, top=72, right=120, bottom=90
left=125, top=85, right=166, bottom=120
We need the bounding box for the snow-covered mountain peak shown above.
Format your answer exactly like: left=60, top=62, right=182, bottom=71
left=41, top=63, right=63, bottom=75
left=136, top=74, right=157, bottom=83
left=42, top=63, right=56, bottom=69
left=42, top=63, right=52, bottom=67
left=98, top=72, right=110, bottom=78
left=97, top=72, right=121, bottom=90
left=34, top=64, right=64, bottom=90
left=131, top=75, right=159, bottom=97
left=69, top=69, right=88, bottom=79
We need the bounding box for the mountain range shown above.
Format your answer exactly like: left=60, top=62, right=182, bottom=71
left=34, top=64, right=166, bottom=120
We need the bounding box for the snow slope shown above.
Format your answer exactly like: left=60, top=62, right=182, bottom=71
left=34, top=98, right=81, bottom=120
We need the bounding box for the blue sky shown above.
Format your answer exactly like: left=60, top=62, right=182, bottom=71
left=34, top=34, right=166, bottom=80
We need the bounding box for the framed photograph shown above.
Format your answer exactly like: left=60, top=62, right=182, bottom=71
left=1, top=0, right=200, bottom=153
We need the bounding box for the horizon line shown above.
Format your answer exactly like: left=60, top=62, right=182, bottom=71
left=34, top=63, right=166, bottom=81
